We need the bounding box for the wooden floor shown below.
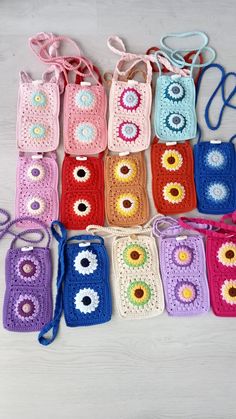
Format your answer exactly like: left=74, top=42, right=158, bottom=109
left=1, top=0, right=236, bottom=418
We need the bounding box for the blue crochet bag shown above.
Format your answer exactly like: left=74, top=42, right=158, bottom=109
left=194, top=63, right=236, bottom=214
left=38, top=221, right=112, bottom=345
left=153, top=31, right=215, bottom=141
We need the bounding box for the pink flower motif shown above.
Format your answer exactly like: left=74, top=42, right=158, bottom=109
left=118, top=122, right=140, bottom=142
left=119, top=88, right=141, bottom=111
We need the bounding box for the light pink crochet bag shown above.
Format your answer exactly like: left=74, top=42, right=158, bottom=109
left=15, top=152, right=58, bottom=227
left=107, top=36, right=153, bottom=153
left=16, top=71, right=60, bottom=153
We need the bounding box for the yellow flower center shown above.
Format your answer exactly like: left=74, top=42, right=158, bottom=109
left=35, top=95, right=41, bottom=102
left=182, top=288, right=193, bottom=300
left=34, top=127, right=42, bottom=135
left=178, top=251, right=188, bottom=261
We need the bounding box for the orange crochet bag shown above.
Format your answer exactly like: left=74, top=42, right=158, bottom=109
left=151, top=137, right=196, bottom=214
left=105, top=151, right=149, bottom=226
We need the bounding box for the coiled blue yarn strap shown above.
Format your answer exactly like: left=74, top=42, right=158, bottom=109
left=196, top=63, right=236, bottom=142
left=38, top=220, right=67, bottom=346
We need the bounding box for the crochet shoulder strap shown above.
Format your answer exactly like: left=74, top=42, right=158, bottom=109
left=86, top=224, right=152, bottom=238
left=196, top=63, right=236, bottom=142
left=178, top=214, right=236, bottom=239
left=38, top=221, right=104, bottom=346
left=107, top=35, right=153, bottom=83
left=152, top=216, right=181, bottom=237
left=0, top=209, right=50, bottom=248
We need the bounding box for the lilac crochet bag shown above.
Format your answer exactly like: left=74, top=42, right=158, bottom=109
left=15, top=152, right=58, bottom=227
left=0, top=210, right=52, bottom=332
left=153, top=216, right=210, bottom=316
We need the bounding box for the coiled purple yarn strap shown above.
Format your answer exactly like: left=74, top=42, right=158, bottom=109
left=152, top=216, right=180, bottom=237
left=0, top=209, right=51, bottom=247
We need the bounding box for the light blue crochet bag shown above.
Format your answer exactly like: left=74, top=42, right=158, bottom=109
left=153, top=31, right=216, bottom=141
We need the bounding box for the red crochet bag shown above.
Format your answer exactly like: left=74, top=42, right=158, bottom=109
left=60, top=153, right=104, bottom=230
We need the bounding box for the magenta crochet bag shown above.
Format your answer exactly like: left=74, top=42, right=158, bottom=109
left=15, top=152, right=58, bottom=227
left=179, top=213, right=236, bottom=317
left=16, top=71, right=60, bottom=152
left=0, top=210, right=52, bottom=332
left=107, top=36, right=153, bottom=152
left=153, top=216, right=210, bottom=316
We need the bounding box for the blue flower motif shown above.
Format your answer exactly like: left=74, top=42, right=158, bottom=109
left=165, top=112, right=186, bottom=132
left=75, top=90, right=95, bottom=110
left=165, top=82, right=185, bottom=102
left=205, top=149, right=226, bottom=169
left=29, top=124, right=46, bottom=139
left=75, top=123, right=96, bottom=143
left=207, top=182, right=229, bottom=202
left=32, top=91, right=46, bottom=107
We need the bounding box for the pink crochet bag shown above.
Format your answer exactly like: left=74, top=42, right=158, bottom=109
left=29, top=33, right=107, bottom=155
left=107, top=36, right=153, bottom=152
left=16, top=70, right=60, bottom=153
left=15, top=152, right=58, bottom=227
left=179, top=213, right=236, bottom=317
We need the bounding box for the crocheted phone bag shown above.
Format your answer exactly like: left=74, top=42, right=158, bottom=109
left=15, top=152, right=58, bottom=227
left=179, top=214, right=236, bottom=316
left=0, top=210, right=52, bottom=332
left=152, top=32, right=216, bottom=141
left=151, top=137, right=196, bottom=214
left=153, top=216, right=210, bottom=316
left=194, top=64, right=236, bottom=214
left=104, top=151, right=149, bottom=226
left=38, top=221, right=112, bottom=346
left=87, top=225, right=164, bottom=319
left=29, top=32, right=107, bottom=155
left=60, top=153, right=104, bottom=230
left=107, top=36, right=153, bottom=152
left=16, top=70, right=61, bottom=153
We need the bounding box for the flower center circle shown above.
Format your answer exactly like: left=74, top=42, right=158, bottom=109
left=77, top=169, right=86, bottom=178
left=31, top=168, right=40, bottom=177
left=81, top=258, right=90, bottom=267
left=179, top=251, right=187, bottom=261
left=225, top=250, right=235, bottom=259
left=22, top=263, right=33, bottom=274
left=167, top=156, right=175, bottom=165
left=78, top=203, right=87, bottom=212
left=173, top=116, right=181, bottom=125
left=228, top=287, right=236, bottom=297
left=82, top=296, right=92, bottom=306
left=31, top=201, right=40, bottom=210
left=134, top=288, right=144, bottom=299
left=22, top=303, right=32, bottom=314
left=130, top=251, right=140, bottom=260
left=120, top=165, right=130, bottom=175
left=172, top=86, right=180, bottom=94
left=170, top=188, right=179, bottom=197
left=213, top=187, right=222, bottom=196
left=123, top=199, right=132, bottom=208
left=182, top=288, right=193, bottom=299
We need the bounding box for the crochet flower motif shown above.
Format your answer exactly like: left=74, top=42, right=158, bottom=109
left=175, top=281, right=197, bottom=304
left=119, top=88, right=141, bottom=111
left=217, top=242, right=236, bottom=267
left=74, top=288, right=100, bottom=314
left=116, top=193, right=139, bottom=217
left=14, top=294, right=39, bottom=321
left=30, top=124, right=46, bottom=139
left=161, top=149, right=183, bottom=171
left=74, top=250, right=98, bottom=275
left=114, top=159, right=137, bottom=183
left=205, top=149, right=226, bottom=169
left=165, top=82, right=185, bottom=102
left=27, top=197, right=46, bottom=216
left=127, top=281, right=152, bottom=307
left=31, top=91, right=47, bottom=107
left=172, top=245, right=193, bottom=267
left=27, top=163, right=45, bottom=182
left=75, top=89, right=95, bottom=110
left=73, top=166, right=91, bottom=183
left=118, top=122, right=140, bottom=142
left=16, top=255, right=40, bottom=281
left=123, top=243, right=147, bottom=268
left=75, top=122, right=96, bottom=143
left=207, top=182, right=229, bottom=203
left=221, top=280, right=236, bottom=305
left=165, top=112, right=186, bottom=132
left=73, top=199, right=91, bottom=217
left=163, top=182, right=185, bottom=204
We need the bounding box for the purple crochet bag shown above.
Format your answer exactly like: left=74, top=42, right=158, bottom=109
left=152, top=216, right=210, bottom=316
left=0, top=209, right=52, bottom=332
